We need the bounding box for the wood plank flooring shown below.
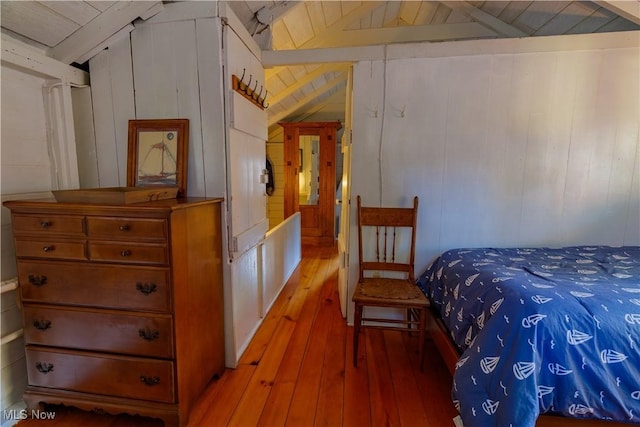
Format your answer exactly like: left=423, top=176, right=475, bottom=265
left=16, top=245, right=458, bottom=427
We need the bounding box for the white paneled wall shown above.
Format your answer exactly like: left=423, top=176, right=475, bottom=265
left=1, top=67, right=53, bottom=195
left=0, top=65, right=53, bottom=423
left=88, top=35, right=135, bottom=188
left=349, top=45, right=639, bottom=322
left=260, top=213, right=301, bottom=316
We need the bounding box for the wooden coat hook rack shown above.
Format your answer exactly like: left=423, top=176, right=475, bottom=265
left=232, top=69, right=269, bottom=110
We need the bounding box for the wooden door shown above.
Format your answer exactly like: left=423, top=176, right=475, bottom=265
left=282, top=122, right=341, bottom=246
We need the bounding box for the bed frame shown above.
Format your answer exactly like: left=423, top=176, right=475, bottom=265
left=427, top=312, right=632, bottom=427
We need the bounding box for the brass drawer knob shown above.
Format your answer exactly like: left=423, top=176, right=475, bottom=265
left=33, top=319, right=52, bottom=330
left=36, top=362, right=54, bottom=374
left=42, top=245, right=55, bottom=253
left=136, top=282, right=157, bottom=295
left=120, top=250, right=132, bottom=257
left=139, top=375, right=160, bottom=386
left=119, top=224, right=130, bottom=232
left=28, top=275, right=47, bottom=286
left=138, top=328, right=159, bottom=341
left=40, top=221, right=52, bottom=229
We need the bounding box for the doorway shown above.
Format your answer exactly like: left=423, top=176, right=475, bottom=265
left=281, top=121, right=342, bottom=246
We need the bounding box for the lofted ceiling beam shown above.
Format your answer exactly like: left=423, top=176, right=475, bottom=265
left=266, top=2, right=382, bottom=80
left=593, top=1, right=640, bottom=25
left=300, top=1, right=385, bottom=49
left=269, top=63, right=350, bottom=105
left=268, top=90, right=346, bottom=138
left=290, top=90, right=346, bottom=123
left=302, top=22, right=497, bottom=48
left=268, top=72, right=347, bottom=126
left=263, top=45, right=384, bottom=67
left=1, top=33, right=89, bottom=85
left=48, top=1, right=163, bottom=64
left=440, top=1, right=528, bottom=37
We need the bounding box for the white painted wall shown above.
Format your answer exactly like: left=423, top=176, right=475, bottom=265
left=348, top=43, right=639, bottom=323
left=0, top=65, right=51, bottom=422
left=0, top=50, right=87, bottom=421
left=260, top=213, right=302, bottom=316
left=1, top=67, right=53, bottom=196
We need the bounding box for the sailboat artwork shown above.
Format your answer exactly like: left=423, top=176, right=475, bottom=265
left=127, top=119, right=189, bottom=197
left=137, top=131, right=178, bottom=186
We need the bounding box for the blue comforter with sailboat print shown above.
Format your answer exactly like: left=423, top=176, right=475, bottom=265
left=417, top=246, right=640, bottom=427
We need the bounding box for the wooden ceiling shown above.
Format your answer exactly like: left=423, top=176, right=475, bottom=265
left=2, top=1, right=639, bottom=135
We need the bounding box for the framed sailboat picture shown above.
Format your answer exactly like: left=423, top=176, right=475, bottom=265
left=127, top=119, right=189, bottom=196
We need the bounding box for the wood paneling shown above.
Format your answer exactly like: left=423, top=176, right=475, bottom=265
left=0, top=67, right=52, bottom=194
left=88, top=36, right=134, bottom=188
left=350, top=46, right=639, bottom=323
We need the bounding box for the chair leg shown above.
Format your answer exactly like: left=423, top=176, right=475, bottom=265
left=418, top=308, right=427, bottom=372
left=353, top=303, right=363, bottom=367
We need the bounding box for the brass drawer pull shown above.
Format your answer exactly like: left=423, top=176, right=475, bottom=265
left=119, top=224, right=130, bottom=232
left=136, top=282, right=157, bottom=295
left=42, top=245, right=55, bottom=253
left=33, top=319, right=52, bottom=330
left=139, top=375, right=160, bottom=386
left=40, top=221, right=52, bottom=229
left=138, top=328, right=160, bottom=341
left=28, top=275, right=47, bottom=286
left=36, top=362, right=54, bottom=374
left=120, top=250, right=132, bottom=257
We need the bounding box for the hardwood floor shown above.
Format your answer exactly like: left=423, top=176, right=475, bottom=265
left=16, top=245, right=458, bottom=427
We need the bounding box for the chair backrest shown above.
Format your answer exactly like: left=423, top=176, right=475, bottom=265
left=357, top=195, right=419, bottom=282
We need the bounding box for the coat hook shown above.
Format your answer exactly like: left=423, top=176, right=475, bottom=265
left=252, top=80, right=259, bottom=98
left=255, top=86, right=263, bottom=101
left=244, top=75, right=253, bottom=94
left=262, top=90, right=269, bottom=108
left=238, top=68, right=246, bottom=90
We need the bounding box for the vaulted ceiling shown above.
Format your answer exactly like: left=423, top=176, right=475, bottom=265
left=2, top=1, right=639, bottom=136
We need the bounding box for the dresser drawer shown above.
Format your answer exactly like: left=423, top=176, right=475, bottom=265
left=87, top=217, right=167, bottom=241
left=11, top=214, right=85, bottom=236
left=26, top=347, right=175, bottom=403
left=14, top=239, right=87, bottom=261
left=24, top=306, right=174, bottom=358
left=18, top=261, right=171, bottom=312
left=89, top=242, right=168, bottom=265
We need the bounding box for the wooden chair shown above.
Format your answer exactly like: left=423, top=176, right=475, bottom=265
left=352, top=195, right=430, bottom=370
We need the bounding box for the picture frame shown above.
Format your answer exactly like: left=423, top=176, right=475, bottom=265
left=127, top=119, right=189, bottom=197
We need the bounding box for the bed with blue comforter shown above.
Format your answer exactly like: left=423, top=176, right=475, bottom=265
left=417, top=246, right=640, bottom=427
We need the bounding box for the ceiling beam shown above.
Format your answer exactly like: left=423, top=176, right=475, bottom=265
left=268, top=90, right=346, bottom=137
left=74, top=24, right=134, bottom=65
left=291, top=90, right=346, bottom=123
left=263, top=45, right=385, bottom=67
left=300, top=2, right=385, bottom=49
left=48, top=1, right=163, bottom=64
left=440, top=1, right=528, bottom=37
left=593, top=1, right=640, bottom=25
left=265, top=2, right=382, bottom=80
left=269, top=63, right=350, bottom=105
left=268, top=72, right=347, bottom=126
left=1, top=33, right=89, bottom=85
left=315, top=22, right=497, bottom=48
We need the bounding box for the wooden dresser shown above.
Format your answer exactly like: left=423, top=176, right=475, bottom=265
left=3, top=197, right=225, bottom=427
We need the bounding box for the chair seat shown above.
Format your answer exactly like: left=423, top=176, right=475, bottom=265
left=353, top=277, right=430, bottom=307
